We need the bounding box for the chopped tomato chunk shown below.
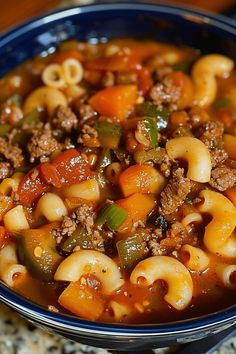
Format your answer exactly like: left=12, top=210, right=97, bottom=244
left=17, top=168, right=49, bottom=206
left=18, top=149, right=90, bottom=206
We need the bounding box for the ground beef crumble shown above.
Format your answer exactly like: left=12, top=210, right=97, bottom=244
left=150, top=74, right=181, bottom=111
left=27, top=125, right=61, bottom=163
left=199, top=120, right=228, bottom=168
left=160, top=221, right=198, bottom=252
left=76, top=103, right=97, bottom=124
left=0, top=162, right=12, bottom=180
left=209, top=165, right=236, bottom=191
left=78, top=124, right=100, bottom=147
left=153, top=66, right=173, bottom=81
left=159, top=168, right=192, bottom=215
left=160, top=152, right=172, bottom=178
left=52, top=105, right=78, bottom=133
left=53, top=205, right=106, bottom=251
left=147, top=221, right=198, bottom=256
left=71, top=204, right=96, bottom=234
left=0, top=137, right=23, bottom=168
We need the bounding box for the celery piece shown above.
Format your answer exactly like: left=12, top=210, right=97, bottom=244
left=13, top=109, right=43, bottom=145
left=96, top=203, right=128, bottom=231
left=144, top=117, right=158, bottom=148
left=117, top=234, right=145, bottom=269
left=16, top=109, right=42, bottom=129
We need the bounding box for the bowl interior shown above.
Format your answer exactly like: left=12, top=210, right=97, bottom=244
left=0, top=1, right=235, bottom=338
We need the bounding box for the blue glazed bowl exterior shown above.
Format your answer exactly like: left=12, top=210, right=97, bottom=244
left=0, top=2, right=236, bottom=350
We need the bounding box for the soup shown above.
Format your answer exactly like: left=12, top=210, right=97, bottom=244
left=0, top=38, right=235, bottom=324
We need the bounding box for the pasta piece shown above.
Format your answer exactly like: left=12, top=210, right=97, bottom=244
left=130, top=256, right=193, bottom=310
left=0, top=196, right=12, bottom=221
left=216, top=264, right=236, bottom=289
left=109, top=301, right=132, bottom=321
left=54, top=250, right=124, bottom=294
left=23, top=86, right=67, bottom=116
left=64, top=179, right=100, bottom=201
left=0, top=244, right=27, bottom=287
left=181, top=212, right=203, bottom=228
left=180, top=245, right=209, bottom=272
left=192, top=54, right=234, bottom=107
left=62, top=58, right=84, bottom=85
left=4, top=205, right=29, bottom=231
left=0, top=172, right=24, bottom=195
left=35, top=193, right=67, bottom=222
left=104, top=44, right=120, bottom=57
left=166, top=136, right=211, bottom=183
left=42, top=64, right=66, bottom=88
left=198, top=190, right=236, bottom=257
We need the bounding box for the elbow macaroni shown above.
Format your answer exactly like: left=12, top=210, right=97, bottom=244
left=216, top=264, right=236, bottom=289
left=166, top=136, right=212, bottom=183
left=62, top=58, right=84, bottom=85
left=197, top=190, right=236, bottom=257
left=64, top=179, right=100, bottom=201
left=0, top=245, right=27, bottom=287
left=130, top=256, right=193, bottom=310
left=181, top=212, right=203, bottom=228
left=35, top=193, right=68, bottom=222
left=4, top=205, right=29, bottom=232
left=109, top=301, right=132, bottom=321
left=180, top=245, right=210, bottom=272
left=54, top=250, right=124, bottom=295
left=23, top=86, right=67, bottom=116
left=0, top=172, right=24, bottom=196
left=192, top=54, right=234, bottom=108
left=42, top=59, right=83, bottom=88
left=42, top=64, right=66, bottom=88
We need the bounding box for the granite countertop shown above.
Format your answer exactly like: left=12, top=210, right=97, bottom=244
left=0, top=302, right=235, bottom=354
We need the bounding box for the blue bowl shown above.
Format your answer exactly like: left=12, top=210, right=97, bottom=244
left=0, top=2, right=236, bottom=350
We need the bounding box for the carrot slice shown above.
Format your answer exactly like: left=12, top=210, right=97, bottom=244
left=58, top=281, right=105, bottom=321
left=89, top=85, right=137, bottom=121
left=116, top=193, right=156, bottom=233
left=119, top=165, right=166, bottom=197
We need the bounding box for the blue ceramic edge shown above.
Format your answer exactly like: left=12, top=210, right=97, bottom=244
left=1, top=1, right=236, bottom=45
left=0, top=281, right=235, bottom=336
left=0, top=1, right=235, bottom=337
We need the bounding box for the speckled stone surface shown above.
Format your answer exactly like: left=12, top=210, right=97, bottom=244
left=0, top=303, right=235, bottom=354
